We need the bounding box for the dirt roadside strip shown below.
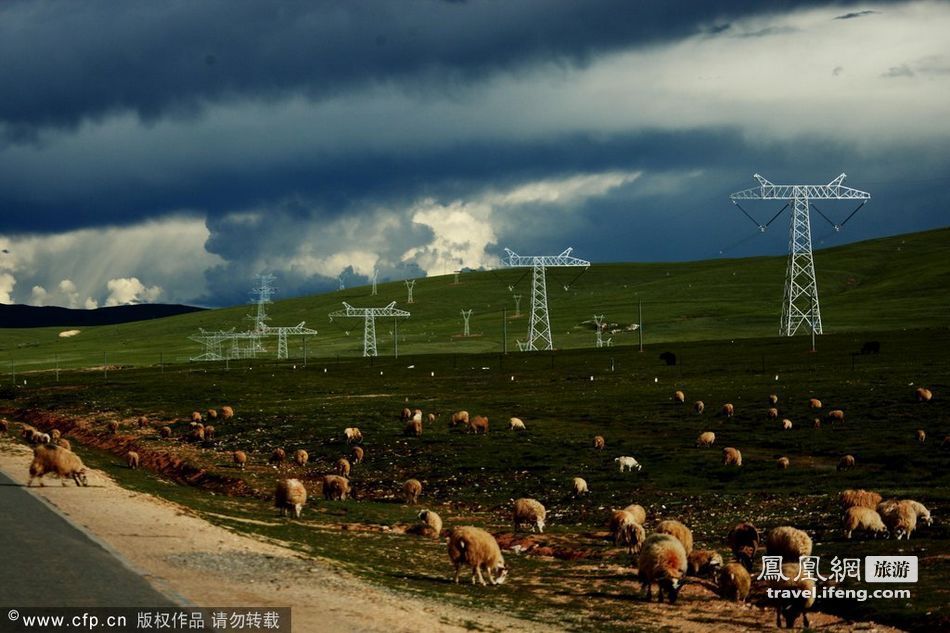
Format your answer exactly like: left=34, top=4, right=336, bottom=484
left=0, top=441, right=554, bottom=633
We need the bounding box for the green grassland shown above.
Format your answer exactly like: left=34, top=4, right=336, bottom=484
left=1, top=227, right=948, bottom=371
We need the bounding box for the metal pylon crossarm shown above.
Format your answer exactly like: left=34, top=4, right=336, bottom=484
left=329, top=301, right=410, bottom=357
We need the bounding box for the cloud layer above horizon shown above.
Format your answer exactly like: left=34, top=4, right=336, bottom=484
left=1, top=1, right=948, bottom=308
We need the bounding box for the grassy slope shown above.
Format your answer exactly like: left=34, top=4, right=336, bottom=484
left=1, top=227, right=948, bottom=371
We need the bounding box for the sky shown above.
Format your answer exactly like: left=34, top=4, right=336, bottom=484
left=0, top=0, right=948, bottom=308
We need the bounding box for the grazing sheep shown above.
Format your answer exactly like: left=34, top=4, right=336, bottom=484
left=508, top=417, right=526, bottom=431
left=204, top=425, right=215, bottom=440
left=190, top=425, right=205, bottom=442
left=839, top=489, right=882, bottom=510
left=609, top=510, right=646, bottom=553
left=412, top=409, right=423, bottom=423
left=400, top=407, right=412, bottom=421
left=294, top=449, right=309, bottom=468
left=336, top=457, right=351, bottom=478
left=694, top=400, right=705, bottom=415
left=770, top=563, right=816, bottom=629
left=837, top=454, right=856, bottom=471
left=28, top=445, right=88, bottom=487
left=447, top=526, right=508, bottom=586
left=468, top=415, right=489, bottom=434
left=593, top=435, right=605, bottom=450
left=0, top=418, right=7, bottom=432
left=572, top=477, right=589, bottom=496
left=322, top=474, right=350, bottom=501
left=718, top=562, right=752, bottom=603
left=127, top=451, right=140, bottom=469
left=809, top=398, right=822, bottom=409
left=721, top=403, right=735, bottom=418
left=344, top=427, right=363, bottom=444
left=880, top=501, right=918, bottom=540
left=696, top=431, right=716, bottom=448
left=403, top=478, right=422, bottom=504
left=843, top=506, right=888, bottom=539
left=722, top=447, right=742, bottom=467
left=49, top=429, right=61, bottom=441
left=768, top=394, right=779, bottom=406
left=765, top=526, right=812, bottom=563
left=54, top=438, right=71, bottom=450
left=404, top=419, right=423, bottom=436
left=638, top=533, right=688, bottom=604
left=916, top=429, right=926, bottom=443
left=673, top=390, right=686, bottom=404
left=159, top=426, right=172, bottom=439
left=904, top=500, right=933, bottom=526
left=782, top=419, right=793, bottom=430
left=656, top=519, right=694, bottom=554
left=137, top=416, right=149, bottom=428
left=207, top=408, right=218, bottom=420
left=274, top=478, right=307, bottom=518
left=426, top=412, right=437, bottom=424
left=107, top=421, right=119, bottom=434
left=813, top=418, right=821, bottom=429
left=269, top=448, right=286, bottom=465
left=220, top=406, right=234, bottom=420
left=777, top=456, right=790, bottom=470
left=37, top=432, right=51, bottom=445
left=727, top=522, right=760, bottom=571
left=450, top=410, right=470, bottom=427
left=615, top=456, right=642, bottom=472
left=191, top=411, right=202, bottom=423
left=767, top=407, right=779, bottom=419
left=622, top=504, right=647, bottom=526
left=915, top=387, right=933, bottom=402
left=232, top=450, right=247, bottom=470
left=687, top=550, right=724, bottom=577
left=513, top=498, right=546, bottom=533
left=351, top=446, right=364, bottom=464
left=416, top=509, right=443, bottom=538
left=826, top=409, right=845, bottom=423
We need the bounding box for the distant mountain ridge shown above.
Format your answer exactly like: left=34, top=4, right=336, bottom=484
left=0, top=303, right=205, bottom=328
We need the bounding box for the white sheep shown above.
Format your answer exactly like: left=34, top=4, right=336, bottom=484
left=344, top=427, right=363, bottom=444
left=572, top=477, right=589, bottom=496
left=696, top=431, right=716, bottom=447
left=842, top=506, right=887, bottom=539
left=508, top=417, right=526, bottom=431
left=614, top=456, right=642, bottom=472
left=513, top=498, right=546, bottom=533
left=765, top=526, right=812, bottom=563
left=638, top=533, right=688, bottom=604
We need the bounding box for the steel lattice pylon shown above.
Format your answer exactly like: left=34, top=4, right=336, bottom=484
left=730, top=174, right=870, bottom=336
left=329, top=301, right=410, bottom=357
left=504, top=247, right=590, bottom=351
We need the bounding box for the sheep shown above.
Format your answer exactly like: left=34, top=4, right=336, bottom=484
left=727, top=522, right=760, bottom=571
left=513, top=498, right=546, bottom=533
left=269, top=448, right=286, bottom=465
left=220, top=405, right=234, bottom=420
left=336, top=457, right=351, bottom=478
left=37, top=432, right=51, bottom=444
left=190, top=425, right=205, bottom=442
left=904, top=500, right=933, bottom=526
left=765, top=526, right=812, bottom=563
left=351, top=446, right=364, bottom=464
left=450, top=410, right=470, bottom=427
left=839, top=489, right=882, bottom=510
left=767, top=407, right=779, bottom=419
left=638, top=533, right=688, bottom=604
left=694, top=400, right=705, bottom=415
left=404, top=419, right=423, bottom=437
left=593, top=435, right=605, bottom=450
left=916, top=429, right=926, bottom=443
left=813, top=417, right=821, bottom=429
left=777, top=456, right=790, bottom=469
left=403, top=478, right=422, bottom=504
left=673, top=390, right=686, bottom=404
left=274, top=478, right=307, bottom=518
left=107, top=421, right=119, bottom=434
left=622, top=504, right=647, bottom=526
left=159, top=426, right=172, bottom=439
left=137, top=416, right=149, bottom=428
left=696, top=431, right=716, bottom=448
left=782, top=419, right=793, bottom=430
left=879, top=501, right=918, bottom=540
left=28, top=445, right=88, bottom=487
left=687, top=549, right=723, bottom=577
left=655, top=519, right=693, bottom=553
left=615, top=456, right=642, bottom=472
left=294, top=449, right=309, bottom=468
left=508, top=417, right=526, bottom=431
left=843, top=506, right=888, bottom=539
left=447, top=526, right=508, bottom=586
left=400, top=407, right=412, bottom=421
left=411, top=408, right=423, bottom=422
left=50, top=429, right=61, bottom=441
left=468, top=415, right=489, bottom=434
left=718, top=561, right=751, bottom=603
left=416, top=509, right=443, bottom=538
left=322, top=474, right=350, bottom=501
left=722, top=447, right=742, bottom=467
left=826, top=409, right=845, bottom=423
left=609, top=510, right=646, bottom=553
left=344, top=427, right=363, bottom=444
left=915, top=387, right=933, bottom=402
left=207, top=408, right=218, bottom=420
left=232, top=450, right=247, bottom=469
left=0, top=418, right=8, bottom=432
left=572, top=477, right=589, bottom=496
left=768, top=394, right=779, bottom=406
left=54, top=438, right=71, bottom=450
left=721, top=403, right=735, bottom=417
left=204, top=424, right=215, bottom=440
left=770, top=563, right=816, bottom=629
left=191, top=411, right=202, bottom=423
left=837, top=454, right=856, bottom=471
left=127, top=451, right=140, bottom=469
left=809, top=398, right=822, bottom=409
left=426, top=412, right=437, bottom=424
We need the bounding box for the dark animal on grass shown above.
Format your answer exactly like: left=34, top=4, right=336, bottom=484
left=659, top=351, right=677, bottom=366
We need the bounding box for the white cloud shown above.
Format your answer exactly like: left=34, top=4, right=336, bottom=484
left=104, top=277, right=162, bottom=306
left=0, top=272, right=16, bottom=304
left=30, top=285, right=48, bottom=306
left=84, top=297, right=98, bottom=310
left=402, top=200, right=499, bottom=276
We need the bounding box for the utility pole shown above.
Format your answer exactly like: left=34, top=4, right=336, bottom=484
left=638, top=299, right=643, bottom=353
left=503, top=308, right=508, bottom=354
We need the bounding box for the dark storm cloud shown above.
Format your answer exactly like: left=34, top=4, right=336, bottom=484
left=834, top=9, right=879, bottom=19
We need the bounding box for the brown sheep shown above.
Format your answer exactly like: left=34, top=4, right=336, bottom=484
left=55, top=438, right=71, bottom=451
left=404, top=419, right=423, bottom=437
left=127, top=451, right=140, bottom=469
left=190, top=425, right=205, bottom=442
left=336, top=457, right=351, bottom=478
left=0, top=418, right=7, bottom=432
left=765, top=526, right=812, bottom=563
left=468, top=415, right=489, bottom=434
left=220, top=405, right=234, bottom=420
left=826, top=409, right=845, bottom=423
left=107, top=421, right=119, bottom=434
left=352, top=446, right=364, bottom=464
left=727, top=522, right=760, bottom=571
left=878, top=500, right=919, bottom=540
left=777, top=456, right=790, bottom=469
left=837, top=454, right=856, bottom=471
left=721, top=403, right=735, bottom=417
left=916, top=429, right=926, bottom=443
left=274, top=478, right=307, bottom=518
left=767, top=407, right=779, bottom=419
left=426, top=412, right=438, bottom=424
left=842, top=506, right=887, bottom=539
left=269, top=448, right=286, bottom=465
left=839, top=489, right=882, bottom=510
left=207, top=408, right=218, bottom=420
left=694, top=400, right=705, bottom=415
left=204, top=425, right=215, bottom=440
left=403, top=478, right=422, bottom=504
left=513, top=498, right=546, bottom=533
left=415, top=509, right=443, bottom=539
left=622, top=503, right=647, bottom=526
left=687, top=550, right=723, bottom=577
left=718, top=561, right=751, bottom=603
left=696, top=431, right=716, bottom=448
left=609, top=510, right=646, bottom=553
left=50, top=429, right=61, bottom=441
left=159, top=426, right=172, bottom=439
left=447, top=526, right=508, bottom=586
left=809, top=398, right=822, bottom=409
left=638, top=534, right=688, bottom=604
left=593, top=435, right=605, bottom=450
left=770, top=563, right=816, bottom=629
left=294, top=449, right=309, bottom=468
left=722, top=447, right=742, bottom=467
left=322, top=474, right=350, bottom=501
left=232, top=450, right=247, bottom=470
left=191, top=411, right=203, bottom=423
left=344, top=427, right=363, bottom=444
left=400, top=407, right=412, bottom=421
left=28, top=445, right=88, bottom=487
left=768, top=394, right=779, bottom=406
left=915, top=387, right=933, bottom=402
left=656, top=519, right=693, bottom=553
left=673, top=390, right=686, bottom=404
left=450, top=410, right=469, bottom=427
left=137, top=416, right=149, bottom=428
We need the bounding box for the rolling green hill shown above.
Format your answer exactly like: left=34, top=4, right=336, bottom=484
left=1, top=227, right=948, bottom=371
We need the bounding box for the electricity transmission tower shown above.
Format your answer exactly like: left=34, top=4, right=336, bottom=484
left=461, top=309, right=472, bottom=336
left=338, top=275, right=345, bottom=290
left=730, top=174, right=870, bottom=336
left=405, top=279, right=415, bottom=303
left=593, top=314, right=606, bottom=348
left=504, top=247, right=590, bottom=351
left=513, top=294, right=522, bottom=317
left=329, top=301, right=410, bottom=357
left=371, top=269, right=378, bottom=296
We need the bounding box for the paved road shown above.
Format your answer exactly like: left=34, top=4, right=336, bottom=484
left=0, top=470, right=178, bottom=607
